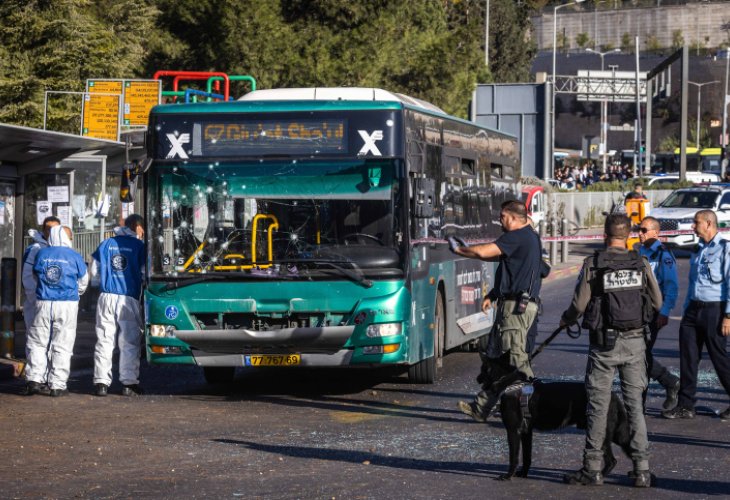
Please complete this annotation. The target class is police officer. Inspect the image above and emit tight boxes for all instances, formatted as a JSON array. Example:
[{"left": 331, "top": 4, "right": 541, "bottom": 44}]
[
  {"left": 21, "top": 217, "right": 61, "bottom": 393},
  {"left": 662, "top": 210, "right": 730, "bottom": 420},
  {"left": 449, "top": 200, "right": 543, "bottom": 422},
  {"left": 91, "top": 214, "right": 145, "bottom": 397},
  {"left": 560, "top": 214, "right": 662, "bottom": 487},
  {"left": 25, "top": 226, "right": 88, "bottom": 397},
  {"left": 636, "top": 216, "right": 680, "bottom": 409}
]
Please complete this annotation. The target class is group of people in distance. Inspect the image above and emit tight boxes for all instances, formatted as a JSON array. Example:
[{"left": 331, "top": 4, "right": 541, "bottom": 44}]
[
  {"left": 21, "top": 215, "right": 145, "bottom": 397},
  {"left": 449, "top": 199, "right": 730, "bottom": 488}
]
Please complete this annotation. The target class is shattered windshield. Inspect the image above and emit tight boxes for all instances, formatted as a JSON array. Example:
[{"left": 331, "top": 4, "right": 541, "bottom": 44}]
[{"left": 147, "top": 159, "right": 404, "bottom": 280}]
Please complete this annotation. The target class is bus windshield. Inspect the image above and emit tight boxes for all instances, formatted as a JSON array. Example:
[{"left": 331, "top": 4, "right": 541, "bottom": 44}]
[{"left": 148, "top": 159, "right": 404, "bottom": 279}]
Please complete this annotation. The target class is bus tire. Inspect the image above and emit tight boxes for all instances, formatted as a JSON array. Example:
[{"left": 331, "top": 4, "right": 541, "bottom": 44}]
[
  {"left": 203, "top": 366, "right": 236, "bottom": 384},
  {"left": 408, "top": 290, "right": 444, "bottom": 384}
]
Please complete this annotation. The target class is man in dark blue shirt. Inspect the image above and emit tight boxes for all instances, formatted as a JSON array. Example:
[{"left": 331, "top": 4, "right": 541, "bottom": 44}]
[{"left": 449, "top": 200, "right": 543, "bottom": 421}]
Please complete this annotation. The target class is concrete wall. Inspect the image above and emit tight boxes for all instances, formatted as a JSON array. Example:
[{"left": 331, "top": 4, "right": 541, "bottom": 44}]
[
  {"left": 533, "top": 2, "right": 730, "bottom": 52},
  {"left": 549, "top": 189, "right": 673, "bottom": 228}
]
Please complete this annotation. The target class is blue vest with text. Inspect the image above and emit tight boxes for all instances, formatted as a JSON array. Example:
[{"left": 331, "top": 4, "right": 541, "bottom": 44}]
[
  {"left": 93, "top": 235, "right": 145, "bottom": 298},
  {"left": 34, "top": 247, "right": 87, "bottom": 301}
]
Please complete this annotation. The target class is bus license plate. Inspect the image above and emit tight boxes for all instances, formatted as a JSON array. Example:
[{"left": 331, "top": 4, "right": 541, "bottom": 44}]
[{"left": 244, "top": 354, "right": 301, "bottom": 366}]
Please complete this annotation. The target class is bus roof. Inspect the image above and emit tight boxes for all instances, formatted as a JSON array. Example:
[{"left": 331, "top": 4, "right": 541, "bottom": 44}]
[{"left": 149, "top": 87, "right": 517, "bottom": 140}]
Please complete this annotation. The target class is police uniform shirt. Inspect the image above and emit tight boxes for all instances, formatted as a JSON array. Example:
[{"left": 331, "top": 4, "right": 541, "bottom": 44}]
[
  {"left": 684, "top": 233, "right": 730, "bottom": 314},
  {"left": 638, "top": 240, "right": 678, "bottom": 317},
  {"left": 92, "top": 235, "right": 145, "bottom": 298},
  {"left": 492, "top": 225, "right": 542, "bottom": 299},
  {"left": 33, "top": 246, "right": 87, "bottom": 301}
]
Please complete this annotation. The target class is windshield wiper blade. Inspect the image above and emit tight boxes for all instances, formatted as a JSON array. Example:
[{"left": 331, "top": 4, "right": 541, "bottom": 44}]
[
  {"left": 270, "top": 258, "right": 373, "bottom": 288},
  {"left": 159, "top": 274, "right": 227, "bottom": 292}
]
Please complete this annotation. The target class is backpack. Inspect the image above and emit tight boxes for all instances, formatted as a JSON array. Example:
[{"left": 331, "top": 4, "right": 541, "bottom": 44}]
[{"left": 582, "top": 250, "right": 653, "bottom": 332}]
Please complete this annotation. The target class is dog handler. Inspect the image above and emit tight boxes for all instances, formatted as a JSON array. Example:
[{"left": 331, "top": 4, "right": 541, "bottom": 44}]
[
  {"left": 560, "top": 214, "right": 661, "bottom": 487},
  {"left": 91, "top": 214, "right": 146, "bottom": 397},
  {"left": 449, "top": 200, "right": 543, "bottom": 421}
]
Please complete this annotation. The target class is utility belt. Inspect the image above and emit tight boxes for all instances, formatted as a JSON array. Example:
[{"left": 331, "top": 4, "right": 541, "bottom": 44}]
[
  {"left": 589, "top": 326, "right": 645, "bottom": 350},
  {"left": 500, "top": 294, "right": 540, "bottom": 315},
  {"left": 688, "top": 300, "right": 725, "bottom": 309}
]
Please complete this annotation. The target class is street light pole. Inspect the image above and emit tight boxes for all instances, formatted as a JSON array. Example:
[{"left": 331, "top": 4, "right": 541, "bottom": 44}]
[
  {"left": 688, "top": 80, "right": 720, "bottom": 149},
  {"left": 586, "top": 47, "right": 620, "bottom": 173},
  {"left": 551, "top": 0, "right": 585, "bottom": 180},
  {"left": 722, "top": 52, "right": 729, "bottom": 165}
]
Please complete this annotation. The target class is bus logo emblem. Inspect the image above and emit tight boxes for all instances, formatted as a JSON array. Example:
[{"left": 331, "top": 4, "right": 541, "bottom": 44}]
[
  {"left": 358, "top": 130, "right": 383, "bottom": 156},
  {"left": 166, "top": 133, "right": 190, "bottom": 159}
]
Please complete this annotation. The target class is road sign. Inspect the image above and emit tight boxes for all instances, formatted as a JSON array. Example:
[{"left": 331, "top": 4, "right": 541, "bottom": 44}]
[
  {"left": 123, "top": 80, "right": 161, "bottom": 128},
  {"left": 576, "top": 70, "right": 648, "bottom": 103},
  {"left": 82, "top": 80, "right": 123, "bottom": 140},
  {"left": 82, "top": 79, "right": 161, "bottom": 140}
]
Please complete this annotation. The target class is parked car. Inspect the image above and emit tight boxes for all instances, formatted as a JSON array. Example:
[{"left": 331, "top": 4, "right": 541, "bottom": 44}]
[
  {"left": 652, "top": 185, "right": 730, "bottom": 248},
  {"left": 645, "top": 172, "right": 720, "bottom": 187}
]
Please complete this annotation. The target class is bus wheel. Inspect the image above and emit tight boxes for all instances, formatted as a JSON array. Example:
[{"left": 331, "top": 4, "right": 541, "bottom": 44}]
[
  {"left": 203, "top": 366, "right": 236, "bottom": 384},
  {"left": 408, "top": 290, "right": 445, "bottom": 384}
]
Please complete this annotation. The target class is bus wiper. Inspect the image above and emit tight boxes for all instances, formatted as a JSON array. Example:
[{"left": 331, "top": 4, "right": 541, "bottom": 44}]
[
  {"left": 159, "top": 269, "right": 297, "bottom": 292},
  {"left": 273, "top": 258, "right": 373, "bottom": 288},
  {"left": 160, "top": 274, "right": 227, "bottom": 292}
]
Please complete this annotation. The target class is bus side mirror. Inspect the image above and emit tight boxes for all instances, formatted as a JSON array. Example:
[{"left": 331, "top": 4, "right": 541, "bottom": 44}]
[
  {"left": 120, "top": 161, "right": 140, "bottom": 202},
  {"left": 412, "top": 177, "right": 435, "bottom": 218}
]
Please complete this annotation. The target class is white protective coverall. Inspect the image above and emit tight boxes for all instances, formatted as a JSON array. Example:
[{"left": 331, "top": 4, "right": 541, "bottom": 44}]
[
  {"left": 21, "top": 229, "right": 48, "bottom": 333},
  {"left": 91, "top": 226, "right": 145, "bottom": 387},
  {"left": 25, "top": 226, "right": 89, "bottom": 391}
]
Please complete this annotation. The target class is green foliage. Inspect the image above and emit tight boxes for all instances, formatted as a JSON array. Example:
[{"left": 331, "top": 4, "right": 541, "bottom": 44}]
[
  {"left": 0, "top": 0, "right": 159, "bottom": 132},
  {"left": 0, "top": 0, "right": 542, "bottom": 126},
  {"left": 671, "top": 29, "right": 684, "bottom": 50},
  {"left": 621, "top": 32, "right": 633, "bottom": 53},
  {"left": 575, "top": 32, "right": 591, "bottom": 49},
  {"left": 645, "top": 34, "right": 660, "bottom": 52}
]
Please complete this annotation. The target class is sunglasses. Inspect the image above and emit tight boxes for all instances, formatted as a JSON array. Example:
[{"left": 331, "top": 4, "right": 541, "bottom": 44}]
[{"left": 638, "top": 227, "right": 652, "bottom": 233}]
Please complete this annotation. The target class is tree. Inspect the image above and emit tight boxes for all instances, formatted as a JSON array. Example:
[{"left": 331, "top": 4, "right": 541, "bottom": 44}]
[
  {"left": 0, "top": 0, "right": 159, "bottom": 132},
  {"left": 575, "top": 32, "right": 591, "bottom": 49},
  {"left": 671, "top": 29, "right": 684, "bottom": 50}
]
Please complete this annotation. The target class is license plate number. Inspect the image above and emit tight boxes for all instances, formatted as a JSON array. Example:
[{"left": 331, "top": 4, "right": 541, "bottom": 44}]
[{"left": 244, "top": 354, "right": 301, "bottom": 366}]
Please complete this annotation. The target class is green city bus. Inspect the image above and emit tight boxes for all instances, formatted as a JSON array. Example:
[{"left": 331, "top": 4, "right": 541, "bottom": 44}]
[{"left": 143, "top": 87, "right": 520, "bottom": 384}]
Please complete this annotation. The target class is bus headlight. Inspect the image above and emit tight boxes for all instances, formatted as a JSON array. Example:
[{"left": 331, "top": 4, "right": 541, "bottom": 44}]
[
  {"left": 366, "top": 323, "right": 402, "bottom": 338},
  {"left": 150, "top": 324, "right": 177, "bottom": 337}
]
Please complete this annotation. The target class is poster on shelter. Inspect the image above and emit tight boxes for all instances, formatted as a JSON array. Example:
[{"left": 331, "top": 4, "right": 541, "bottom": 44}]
[
  {"left": 36, "top": 201, "right": 52, "bottom": 225},
  {"left": 47, "top": 186, "right": 69, "bottom": 203},
  {"left": 57, "top": 205, "right": 72, "bottom": 227}
]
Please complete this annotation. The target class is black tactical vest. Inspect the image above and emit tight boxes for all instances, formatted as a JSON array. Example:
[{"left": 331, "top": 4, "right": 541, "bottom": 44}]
[{"left": 582, "top": 250, "right": 653, "bottom": 332}]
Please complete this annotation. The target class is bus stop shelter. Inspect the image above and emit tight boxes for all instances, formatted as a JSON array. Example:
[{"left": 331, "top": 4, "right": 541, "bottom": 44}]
[{"left": 0, "top": 122, "right": 140, "bottom": 307}]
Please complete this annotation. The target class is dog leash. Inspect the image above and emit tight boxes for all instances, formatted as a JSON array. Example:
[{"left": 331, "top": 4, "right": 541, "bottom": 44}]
[{"left": 531, "top": 324, "right": 580, "bottom": 360}]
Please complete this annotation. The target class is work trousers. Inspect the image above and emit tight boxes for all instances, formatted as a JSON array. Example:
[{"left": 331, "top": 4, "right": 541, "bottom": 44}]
[
  {"left": 677, "top": 301, "right": 730, "bottom": 409},
  {"left": 646, "top": 320, "right": 678, "bottom": 387},
  {"left": 93, "top": 292, "right": 143, "bottom": 386},
  {"left": 584, "top": 334, "right": 649, "bottom": 472},
  {"left": 25, "top": 300, "right": 79, "bottom": 391}
]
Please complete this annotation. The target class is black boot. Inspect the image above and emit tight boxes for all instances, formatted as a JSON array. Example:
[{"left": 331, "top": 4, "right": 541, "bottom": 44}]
[
  {"left": 23, "top": 381, "right": 41, "bottom": 396},
  {"left": 662, "top": 377, "right": 680, "bottom": 410},
  {"left": 629, "top": 470, "right": 652, "bottom": 488},
  {"left": 563, "top": 468, "right": 603, "bottom": 486},
  {"left": 94, "top": 383, "right": 108, "bottom": 397}
]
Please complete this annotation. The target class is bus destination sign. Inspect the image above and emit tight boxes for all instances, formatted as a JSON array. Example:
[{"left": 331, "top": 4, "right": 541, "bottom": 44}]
[{"left": 193, "top": 119, "right": 347, "bottom": 156}]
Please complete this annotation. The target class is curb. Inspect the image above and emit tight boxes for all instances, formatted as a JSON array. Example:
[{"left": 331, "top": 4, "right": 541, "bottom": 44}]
[{"left": 543, "top": 263, "right": 583, "bottom": 284}]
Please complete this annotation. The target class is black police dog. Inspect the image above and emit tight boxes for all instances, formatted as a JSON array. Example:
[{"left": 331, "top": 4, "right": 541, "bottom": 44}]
[{"left": 497, "top": 380, "right": 632, "bottom": 481}]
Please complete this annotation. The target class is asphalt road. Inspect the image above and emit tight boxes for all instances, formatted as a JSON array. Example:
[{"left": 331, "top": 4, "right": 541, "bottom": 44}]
[{"left": 1, "top": 253, "right": 729, "bottom": 499}]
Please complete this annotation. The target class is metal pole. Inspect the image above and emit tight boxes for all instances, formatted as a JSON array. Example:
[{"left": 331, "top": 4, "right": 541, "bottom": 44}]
[
  {"left": 645, "top": 78, "right": 653, "bottom": 172},
  {"left": 723, "top": 52, "right": 729, "bottom": 160},
  {"left": 635, "top": 36, "right": 642, "bottom": 176},
  {"left": 680, "top": 45, "right": 689, "bottom": 180},
  {"left": 696, "top": 85, "right": 701, "bottom": 149},
  {"left": 485, "top": 0, "right": 490, "bottom": 67}
]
